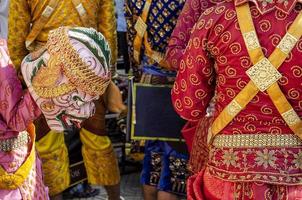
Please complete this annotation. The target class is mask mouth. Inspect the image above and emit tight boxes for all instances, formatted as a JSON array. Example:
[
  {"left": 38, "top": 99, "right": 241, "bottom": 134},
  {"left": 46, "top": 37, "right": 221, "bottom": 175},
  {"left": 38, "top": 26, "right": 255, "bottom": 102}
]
[{"left": 57, "top": 112, "right": 86, "bottom": 130}]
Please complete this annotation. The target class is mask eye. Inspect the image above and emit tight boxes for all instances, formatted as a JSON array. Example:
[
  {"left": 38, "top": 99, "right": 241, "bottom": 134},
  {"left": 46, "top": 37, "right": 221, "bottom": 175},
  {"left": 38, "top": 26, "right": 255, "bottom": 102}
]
[{"left": 72, "top": 95, "right": 85, "bottom": 107}]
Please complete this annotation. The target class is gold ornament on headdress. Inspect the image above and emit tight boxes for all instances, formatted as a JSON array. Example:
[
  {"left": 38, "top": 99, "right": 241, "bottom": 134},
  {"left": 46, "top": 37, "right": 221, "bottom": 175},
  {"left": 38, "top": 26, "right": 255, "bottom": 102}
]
[
  {"left": 33, "top": 27, "right": 110, "bottom": 98},
  {"left": 32, "top": 54, "right": 76, "bottom": 98}
]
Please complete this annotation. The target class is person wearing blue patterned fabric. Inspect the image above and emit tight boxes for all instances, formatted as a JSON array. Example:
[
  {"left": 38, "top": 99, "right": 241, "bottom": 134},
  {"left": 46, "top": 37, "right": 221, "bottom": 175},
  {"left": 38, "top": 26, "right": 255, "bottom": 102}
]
[{"left": 124, "top": 0, "right": 189, "bottom": 199}]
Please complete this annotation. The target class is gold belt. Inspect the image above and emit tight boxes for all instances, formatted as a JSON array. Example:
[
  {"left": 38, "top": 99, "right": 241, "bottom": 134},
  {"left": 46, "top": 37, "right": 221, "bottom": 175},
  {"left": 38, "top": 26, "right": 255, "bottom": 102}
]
[
  {"left": 212, "top": 134, "right": 302, "bottom": 148},
  {"left": 0, "top": 124, "right": 36, "bottom": 190},
  {"left": 0, "top": 131, "right": 29, "bottom": 152}
]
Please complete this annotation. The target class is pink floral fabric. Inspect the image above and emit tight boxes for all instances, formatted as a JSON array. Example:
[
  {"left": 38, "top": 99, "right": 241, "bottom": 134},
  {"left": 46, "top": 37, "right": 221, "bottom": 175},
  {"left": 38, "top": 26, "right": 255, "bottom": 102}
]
[{"left": 0, "top": 39, "right": 48, "bottom": 199}]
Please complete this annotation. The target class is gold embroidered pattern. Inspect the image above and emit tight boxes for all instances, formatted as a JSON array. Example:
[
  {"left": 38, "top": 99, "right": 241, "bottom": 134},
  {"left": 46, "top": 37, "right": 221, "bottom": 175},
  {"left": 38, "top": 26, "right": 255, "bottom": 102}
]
[
  {"left": 207, "top": 146, "right": 302, "bottom": 185},
  {"left": 33, "top": 84, "right": 76, "bottom": 99},
  {"left": 277, "top": 33, "right": 298, "bottom": 54},
  {"left": 144, "top": 1, "right": 151, "bottom": 13},
  {"left": 226, "top": 100, "right": 242, "bottom": 116},
  {"left": 151, "top": 51, "right": 164, "bottom": 63},
  {"left": 47, "top": 27, "right": 110, "bottom": 96},
  {"left": 75, "top": 3, "right": 86, "bottom": 16},
  {"left": 246, "top": 58, "right": 282, "bottom": 92},
  {"left": 134, "top": 17, "right": 147, "bottom": 37},
  {"left": 213, "top": 133, "right": 302, "bottom": 148},
  {"left": 242, "top": 31, "right": 260, "bottom": 50},
  {"left": 133, "top": 49, "right": 140, "bottom": 62},
  {"left": 42, "top": 5, "right": 54, "bottom": 17},
  {"left": 32, "top": 54, "right": 77, "bottom": 98},
  {"left": 0, "top": 131, "right": 29, "bottom": 152},
  {"left": 282, "top": 109, "right": 301, "bottom": 126},
  {"left": 0, "top": 130, "right": 35, "bottom": 190}
]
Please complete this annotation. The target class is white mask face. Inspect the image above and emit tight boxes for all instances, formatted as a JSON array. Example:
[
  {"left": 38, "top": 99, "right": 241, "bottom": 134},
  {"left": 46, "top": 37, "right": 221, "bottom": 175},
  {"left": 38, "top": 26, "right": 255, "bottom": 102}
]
[
  {"left": 22, "top": 39, "right": 103, "bottom": 131},
  {"left": 22, "top": 27, "right": 112, "bottom": 132}
]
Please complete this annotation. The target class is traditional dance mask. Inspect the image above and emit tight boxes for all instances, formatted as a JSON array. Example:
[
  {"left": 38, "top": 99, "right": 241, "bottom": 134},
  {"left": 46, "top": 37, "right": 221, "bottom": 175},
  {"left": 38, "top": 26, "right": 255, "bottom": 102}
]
[{"left": 22, "top": 27, "right": 111, "bottom": 131}]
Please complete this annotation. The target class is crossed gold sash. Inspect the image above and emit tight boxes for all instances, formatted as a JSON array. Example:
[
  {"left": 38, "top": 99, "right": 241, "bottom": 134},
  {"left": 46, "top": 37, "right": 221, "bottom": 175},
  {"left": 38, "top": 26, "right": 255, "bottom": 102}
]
[
  {"left": 26, "top": 0, "right": 95, "bottom": 50},
  {"left": 132, "top": 0, "right": 169, "bottom": 68},
  {"left": 0, "top": 124, "right": 36, "bottom": 190},
  {"left": 209, "top": 3, "right": 302, "bottom": 142}
]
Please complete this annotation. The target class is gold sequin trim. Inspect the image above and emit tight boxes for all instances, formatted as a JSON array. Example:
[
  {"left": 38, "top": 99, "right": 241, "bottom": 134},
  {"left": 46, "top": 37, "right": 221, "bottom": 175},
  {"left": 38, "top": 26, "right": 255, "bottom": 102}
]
[
  {"left": 150, "top": 51, "right": 164, "bottom": 63},
  {"left": 134, "top": 49, "right": 140, "bottom": 62},
  {"left": 277, "top": 33, "right": 298, "bottom": 54},
  {"left": 47, "top": 27, "right": 110, "bottom": 96},
  {"left": 226, "top": 100, "right": 242, "bottom": 116},
  {"left": 243, "top": 31, "right": 260, "bottom": 50},
  {"left": 134, "top": 17, "right": 147, "bottom": 38},
  {"left": 42, "top": 5, "right": 54, "bottom": 18},
  {"left": 246, "top": 58, "right": 282, "bottom": 92},
  {"left": 33, "top": 84, "right": 76, "bottom": 99},
  {"left": 0, "top": 131, "right": 29, "bottom": 152},
  {"left": 282, "top": 109, "right": 301, "bottom": 126},
  {"left": 213, "top": 133, "right": 302, "bottom": 148},
  {"left": 75, "top": 3, "right": 86, "bottom": 16}
]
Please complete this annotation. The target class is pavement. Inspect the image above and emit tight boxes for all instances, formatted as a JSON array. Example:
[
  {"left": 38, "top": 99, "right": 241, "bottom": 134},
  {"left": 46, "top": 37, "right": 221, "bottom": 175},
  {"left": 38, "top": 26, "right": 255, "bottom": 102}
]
[{"left": 66, "top": 172, "right": 143, "bottom": 200}]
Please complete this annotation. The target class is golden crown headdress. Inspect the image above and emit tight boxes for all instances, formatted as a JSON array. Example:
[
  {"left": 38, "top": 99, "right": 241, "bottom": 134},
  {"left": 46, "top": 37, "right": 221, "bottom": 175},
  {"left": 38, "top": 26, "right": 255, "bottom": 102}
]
[{"left": 32, "top": 27, "right": 111, "bottom": 98}]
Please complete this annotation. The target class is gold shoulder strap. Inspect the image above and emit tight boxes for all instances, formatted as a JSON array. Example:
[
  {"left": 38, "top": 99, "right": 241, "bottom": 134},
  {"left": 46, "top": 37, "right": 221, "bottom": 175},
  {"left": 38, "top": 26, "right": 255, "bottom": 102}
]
[
  {"left": 71, "top": 0, "right": 97, "bottom": 29},
  {"left": 210, "top": 3, "right": 302, "bottom": 141},
  {"left": 132, "top": 0, "right": 169, "bottom": 68},
  {"left": 133, "top": 0, "right": 152, "bottom": 63},
  {"left": 25, "top": 0, "right": 59, "bottom": 50}
]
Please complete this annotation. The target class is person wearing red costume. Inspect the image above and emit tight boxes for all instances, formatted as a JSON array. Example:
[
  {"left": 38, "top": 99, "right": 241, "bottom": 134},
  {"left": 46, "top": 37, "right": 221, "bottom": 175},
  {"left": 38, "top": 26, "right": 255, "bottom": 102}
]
[
  {"left": 171, "top": 0, "right": 302, "bottom": 199},
  {"left": 166, "top": 0, "right": 224, "bottom": 173}
]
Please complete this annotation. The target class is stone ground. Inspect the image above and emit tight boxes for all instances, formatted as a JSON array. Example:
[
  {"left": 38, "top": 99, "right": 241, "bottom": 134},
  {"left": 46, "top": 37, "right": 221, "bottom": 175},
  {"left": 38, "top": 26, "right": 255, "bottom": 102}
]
[{"left": 66, "top": 172, "right": 143, "bottom": 200}]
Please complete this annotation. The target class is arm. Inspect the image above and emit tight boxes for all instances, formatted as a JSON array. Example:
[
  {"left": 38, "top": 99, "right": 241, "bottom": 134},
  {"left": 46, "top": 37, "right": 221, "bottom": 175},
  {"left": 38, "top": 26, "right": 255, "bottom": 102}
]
[
  {"left": 0, "top": 40, "right": 41, "bottom": 132},
  {"left": 171, "top": 22, "right": 215, "bottom": 121},
  {"left": 124, "top": 0, "right": 142, "bottom": 80},
  {"left": 7, "top": 0, "right": 31, "bottom": 72},
  {"left": 166, "top": 0, "right": 218, "bottom": 70},
  {"left": 98, "top": 0, "right": 118, "bottom": 76}
]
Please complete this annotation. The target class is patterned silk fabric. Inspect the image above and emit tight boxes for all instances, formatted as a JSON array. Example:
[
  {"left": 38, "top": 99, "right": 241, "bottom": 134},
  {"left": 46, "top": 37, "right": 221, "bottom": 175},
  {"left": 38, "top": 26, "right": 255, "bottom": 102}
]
[
  {"left": 0, "top": 41, "right": 48, "bottom": 199},
  {"left": 172, "top": 1, "right": 302, "bottom": 185},
  {"left": 125, "top": 0, "right": 185, "bottom": 77},
  {"left": 8, "top": 0, "right": 117, "bottom": 71},
  {"left": 166, "top": 0, "right": 225, "bottom": 70},
  {"left": 236, "top": 0, "right": 302, "bottom": 14}
]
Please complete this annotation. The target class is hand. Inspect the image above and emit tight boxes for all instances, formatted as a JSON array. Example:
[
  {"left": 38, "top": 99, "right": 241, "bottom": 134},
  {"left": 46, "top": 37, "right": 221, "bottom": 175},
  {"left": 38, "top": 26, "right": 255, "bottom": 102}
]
[
  {"left": 0, "top": 39, "right": 12, "bottom": 68},
  {"left": 103, "top": 81, "right": 127, "bottom": 113}
]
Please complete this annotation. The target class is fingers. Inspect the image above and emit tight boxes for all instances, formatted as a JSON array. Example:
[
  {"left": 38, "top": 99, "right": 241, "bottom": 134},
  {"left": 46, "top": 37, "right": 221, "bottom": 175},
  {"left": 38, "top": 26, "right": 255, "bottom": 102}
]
[{"left": 0, "top": 39, "right": 12, "bottom": 68}]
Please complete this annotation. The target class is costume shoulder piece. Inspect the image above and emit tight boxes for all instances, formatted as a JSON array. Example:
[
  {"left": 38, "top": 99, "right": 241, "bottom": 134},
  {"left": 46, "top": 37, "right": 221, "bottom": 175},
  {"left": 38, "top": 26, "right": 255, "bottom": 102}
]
[{"left": 125, "top": 0, "right": 186, "bottom": 71}]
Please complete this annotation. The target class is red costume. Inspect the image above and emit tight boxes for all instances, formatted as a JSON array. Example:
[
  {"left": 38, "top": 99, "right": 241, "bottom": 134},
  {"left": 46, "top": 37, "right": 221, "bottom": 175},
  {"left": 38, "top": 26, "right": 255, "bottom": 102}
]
[
  {"left": 166, "top": 0, "right": 223, "bottom": 171},
  {"left": 171, "top": 1, "right": 302, "bottom": 199}
]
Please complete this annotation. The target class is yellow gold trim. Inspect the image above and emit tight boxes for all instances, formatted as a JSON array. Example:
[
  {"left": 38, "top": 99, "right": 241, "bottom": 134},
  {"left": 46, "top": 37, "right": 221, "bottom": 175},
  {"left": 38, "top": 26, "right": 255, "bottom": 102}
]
[
  {"left": 213, "top": 133, "right": 302, "bottom": 148},
  {"left": 42, "top": 6, "right": 54, "bottom": 18},
  {"left": 144, "top": 1, "right": 151, "bottom": 12},
  {"left": 246, "top": 58, "right": 282, "bottom": 92},
  {"left": 150, "top": 51, "right": 164, "bottom": 63},
  {"left": 33, "top": 84, "right": 76, "bottom": 99},
  {"left": 25, "top": 0, "right": 59, "bottom": 49},
  {"left": 210, "top": 4, "right": 302, "bottom": 140},
  {"left": 134, "top": 17, "right": 147, "bottom": 38},
  {"left": 75, "top": 3, "right": 86, "bottom": 16},
  {"left": 226, "top": 100, "right": 242, "bottom": 116},
  {"left": 282, "top": 109, "right": 301, "bottom": 126},
  {"left": 243, "top": 31, "right": 260, "bottom": 50},
  {"left": 0, "top": 125, "right": 35, "bottom": 190},
  {"left": 132, "top": 0, "right": 152, "bottom": 64},
  {"left": 133, "top": 50, "right": 140, "bottom": 63},
  {"left": 277, "top": 33, "right": 298, "bottom": 54},
  {"left": 47, "top": 27, "right": 110, "bottom": 96}
]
